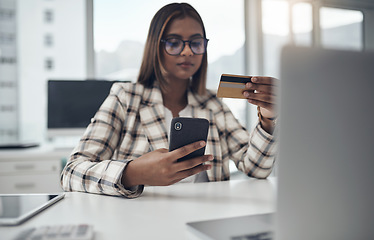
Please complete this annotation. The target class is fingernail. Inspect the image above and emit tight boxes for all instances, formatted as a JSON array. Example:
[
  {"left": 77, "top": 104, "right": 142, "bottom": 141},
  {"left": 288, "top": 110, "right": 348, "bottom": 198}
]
[
  {"left": 208, "top": 155, "right": 214, "bottom": 161},
  {"left": 252, "top": 77, "right": 258, "bottom": 82},
  {"left": 243, "top": 92, "right": 249, "bottom": 97},
  {"left": 206, "top": 165, "right": 212, "bottom": 170},
  {"left": 200, "top": 141, "right": 206, "bottom": 147},
  {"left": 246, "top": 83, "right": 252, "bottom": 88}
]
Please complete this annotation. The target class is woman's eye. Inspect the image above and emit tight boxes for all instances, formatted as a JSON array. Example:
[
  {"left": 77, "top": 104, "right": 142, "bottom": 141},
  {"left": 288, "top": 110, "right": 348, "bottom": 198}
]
[
  {"left": 191, "top": 41, "right": 202, "bottom": 48},
  {"left": 167, "top": 39, "right": 181, "bottom": 47}
]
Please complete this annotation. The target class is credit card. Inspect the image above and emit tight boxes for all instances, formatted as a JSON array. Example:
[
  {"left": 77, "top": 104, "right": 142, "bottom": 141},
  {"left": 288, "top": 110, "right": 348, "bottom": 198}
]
[{"left": 216, "top": 74, "right": 252, "bottom": 99}]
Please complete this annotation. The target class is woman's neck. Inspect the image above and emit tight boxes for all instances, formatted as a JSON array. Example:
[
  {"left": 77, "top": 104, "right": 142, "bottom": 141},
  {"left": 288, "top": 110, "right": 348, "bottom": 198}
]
[{"left": 162, "top": 78, "right": 189, "bottom": 117}]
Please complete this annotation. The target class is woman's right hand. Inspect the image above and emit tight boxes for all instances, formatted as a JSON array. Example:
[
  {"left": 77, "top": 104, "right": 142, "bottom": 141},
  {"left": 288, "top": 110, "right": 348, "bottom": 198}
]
[{"left": 121, "top": 141, "right": 213, "bottom": 188}]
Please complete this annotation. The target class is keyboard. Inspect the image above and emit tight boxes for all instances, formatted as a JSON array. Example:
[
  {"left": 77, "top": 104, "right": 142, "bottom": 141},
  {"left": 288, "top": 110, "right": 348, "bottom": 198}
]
[{"left": 14, "top": 224, "right": 94, "bottom": 240}]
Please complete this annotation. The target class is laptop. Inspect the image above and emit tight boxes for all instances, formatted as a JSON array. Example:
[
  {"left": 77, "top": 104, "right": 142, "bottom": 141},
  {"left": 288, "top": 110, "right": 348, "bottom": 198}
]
[
  {"left": 187, "top": 46, "right": 374, "bottom": 240},
  {"left": 187, "top": 213, "right": 273, "bottom": 240}
]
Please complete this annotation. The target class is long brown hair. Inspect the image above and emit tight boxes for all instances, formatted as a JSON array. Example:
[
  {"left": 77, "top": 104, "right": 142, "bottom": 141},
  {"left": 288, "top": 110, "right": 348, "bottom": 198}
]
[{"left": 137, "top": 3, "right": 208, "bottom": 95}]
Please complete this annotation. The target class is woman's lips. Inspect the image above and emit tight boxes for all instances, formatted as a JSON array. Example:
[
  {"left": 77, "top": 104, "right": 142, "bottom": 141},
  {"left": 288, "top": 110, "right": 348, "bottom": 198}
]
[{"left": 177, "top": 62, "right": 193, "bottom": 68}]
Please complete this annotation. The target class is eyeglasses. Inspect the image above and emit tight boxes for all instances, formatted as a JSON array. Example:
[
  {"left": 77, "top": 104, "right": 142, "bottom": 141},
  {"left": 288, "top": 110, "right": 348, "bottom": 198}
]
[{"left": 161, "top": 37, "right": 209, "bottom": 56}]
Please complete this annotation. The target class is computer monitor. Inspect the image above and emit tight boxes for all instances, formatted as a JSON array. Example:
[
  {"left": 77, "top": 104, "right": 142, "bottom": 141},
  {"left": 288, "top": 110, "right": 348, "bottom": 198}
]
[{"left": 47, "top": 80, "right": 128, "bottom": 138}]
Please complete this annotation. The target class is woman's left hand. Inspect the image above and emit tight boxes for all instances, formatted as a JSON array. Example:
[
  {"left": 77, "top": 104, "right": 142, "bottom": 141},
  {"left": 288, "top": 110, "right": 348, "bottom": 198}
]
[{"left": 242, "top": 76, "right": 278, "bottom": 119}]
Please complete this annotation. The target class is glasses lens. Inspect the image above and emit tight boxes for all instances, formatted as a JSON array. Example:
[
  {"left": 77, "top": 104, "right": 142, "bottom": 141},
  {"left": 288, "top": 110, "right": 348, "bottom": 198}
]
[
  {"left": 164, "top": 39, "right": 183, "bottom": 55},
  {"left": 190, "top": 38, "right": 206, "bottom": 54}
]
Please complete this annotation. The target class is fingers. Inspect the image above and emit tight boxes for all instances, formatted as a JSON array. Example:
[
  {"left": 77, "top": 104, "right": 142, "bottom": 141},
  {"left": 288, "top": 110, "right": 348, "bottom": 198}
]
[
  {"left": 244, "top": 77, "right": 277, "bottom": 95},
  {"left": 169, "top": 140, "right": 206, "bottom": 160},
  {"left": 173, "top": 162, "right": 212, "bottom": 183},
  {"left": 242, "top": 76, "right": 278, "bottom": 110},
  {"left": 251, "top": 76, "right": 277, "bottom": 86},
  {"left": 134, "top": 143, "right": 213, "bottom": 187},
  {"left": 172, "top": 153, "right": 213, "bottom": 182},
  {"left": 166, "top": 154, "right": 212, "bottom": 185},
  {"left": 246, "top": 98, "right": 273, "bottom": 110},
  {"left": 243, "top": 91, "right": 275, "bottom": 107},
  {"left": 243, "top": 91, "right": 275, "bottom": 103},
  {"left": 169, "top": 141, "right": 213, "bottom": 172},
  {"left": 163, "top": 142, "right": 213, "bottom": 184},
  {"left": 176, "top": 154, "right": 213, "bottom": 171}
]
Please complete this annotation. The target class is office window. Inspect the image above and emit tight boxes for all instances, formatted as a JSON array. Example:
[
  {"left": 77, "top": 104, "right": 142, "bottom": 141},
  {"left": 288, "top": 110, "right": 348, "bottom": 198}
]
[
  {"left": 45, "top": 58, "right": 54, "bottom": 70},
  {"left": 292, "top": 2, "right": 312, "bottom": 46},
  {"left": 262, "top": 1, "right": 365, "bottom": 76},
  {"left": 0, "top": 33, "right": 15, "bottom": 44},
  {"left": 44, "top": 9, "right": 53, "bottom": 23},
  {"left": 94, "top": 0, "right": 246, "bottom": 125},
  {"left": 0, "top": 104, "right": 15, "bottom": 112},
  {"left": 262, "top": 0, "right": 289, "bottom": 78},
  {"left": 0, "top": 8, "right": 15, "bottom": 20},
  {"left": 0, "top": 129, "right": 17, "bottom": 137},
  {"left": 320, "top": 7, "right": 363, "bottom": 51},
  {"left": 44, "top": 34, "right": 53, "bottom": 47},
  {"left": 0, "top": 56, "right": 16, "bottom": 64},
  {"left": 0, "top": 81, "right": 16, "bottom": 88}
]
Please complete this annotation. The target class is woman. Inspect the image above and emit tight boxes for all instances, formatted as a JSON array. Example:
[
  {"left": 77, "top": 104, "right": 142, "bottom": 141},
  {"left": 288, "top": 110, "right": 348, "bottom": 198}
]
[{"left": 61, "top": 3, "right": 277, "bottom": 198}]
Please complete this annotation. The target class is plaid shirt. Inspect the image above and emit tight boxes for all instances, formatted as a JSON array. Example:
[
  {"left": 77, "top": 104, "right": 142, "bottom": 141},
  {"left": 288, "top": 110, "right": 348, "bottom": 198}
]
[{"left": 61, "top": 82, "right": 277, "bottom": 198}]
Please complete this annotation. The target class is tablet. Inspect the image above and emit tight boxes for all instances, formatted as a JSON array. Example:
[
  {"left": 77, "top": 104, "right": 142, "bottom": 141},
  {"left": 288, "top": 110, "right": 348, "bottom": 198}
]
[{"left": 0, "top": 193, "right": 65, "bottom": 226}]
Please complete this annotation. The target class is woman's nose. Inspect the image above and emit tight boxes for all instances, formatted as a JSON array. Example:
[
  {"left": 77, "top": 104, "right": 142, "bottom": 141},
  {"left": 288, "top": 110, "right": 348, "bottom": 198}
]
[{"left": 180, "top": 43, "right": 194, "bottom": 56}]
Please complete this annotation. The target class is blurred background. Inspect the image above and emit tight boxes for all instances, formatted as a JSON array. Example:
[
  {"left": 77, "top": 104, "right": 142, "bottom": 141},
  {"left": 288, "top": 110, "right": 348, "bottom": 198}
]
[
  {"left": 0, "top": 0, "right": 372, "bottom": 145},
  {"left": 1, "top": 0, "right": 373, "bottom": 194}
]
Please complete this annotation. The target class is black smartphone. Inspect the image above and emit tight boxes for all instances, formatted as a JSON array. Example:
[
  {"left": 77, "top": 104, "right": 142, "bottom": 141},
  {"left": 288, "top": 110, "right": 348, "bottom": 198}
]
[{"left": 169, "top": 117, "right": 209, "bottom": 162}]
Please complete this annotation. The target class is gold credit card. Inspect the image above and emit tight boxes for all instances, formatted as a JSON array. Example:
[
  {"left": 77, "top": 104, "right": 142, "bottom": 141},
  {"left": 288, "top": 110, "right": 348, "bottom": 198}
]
[{"left": 216, "top": 74, "right": 252, "bottom": 99}]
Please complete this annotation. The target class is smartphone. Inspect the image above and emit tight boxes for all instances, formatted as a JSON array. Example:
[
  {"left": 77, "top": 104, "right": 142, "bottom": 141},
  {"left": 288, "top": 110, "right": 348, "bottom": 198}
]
[{"left": 169, "top": 117, "right": 209, "bottom": 162}]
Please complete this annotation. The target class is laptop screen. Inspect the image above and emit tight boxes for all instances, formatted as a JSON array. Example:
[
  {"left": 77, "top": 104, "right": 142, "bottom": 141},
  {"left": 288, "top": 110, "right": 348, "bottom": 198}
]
[{"left": 277, "top": 46, "right": 374, "bottom": 240}]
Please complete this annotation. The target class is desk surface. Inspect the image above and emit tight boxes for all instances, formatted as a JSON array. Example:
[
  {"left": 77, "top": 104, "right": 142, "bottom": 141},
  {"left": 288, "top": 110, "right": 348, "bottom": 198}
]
[
  {"left": 0, "top": 144, "right": 72, "bottom": 159},
  {"left": 0, "top": 178, "right": 276, "bottom": 240}
]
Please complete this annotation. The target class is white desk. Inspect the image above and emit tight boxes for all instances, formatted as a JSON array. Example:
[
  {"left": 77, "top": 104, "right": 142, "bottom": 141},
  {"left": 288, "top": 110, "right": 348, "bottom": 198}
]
[{"left": 0, "top": 178, "right": 276, "bottom": 240}]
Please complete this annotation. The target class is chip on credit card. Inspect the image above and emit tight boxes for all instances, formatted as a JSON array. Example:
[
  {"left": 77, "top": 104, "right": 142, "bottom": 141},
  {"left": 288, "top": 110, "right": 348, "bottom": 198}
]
[{"left": 216, "top": 74, "right": 252, "bottom": 99}]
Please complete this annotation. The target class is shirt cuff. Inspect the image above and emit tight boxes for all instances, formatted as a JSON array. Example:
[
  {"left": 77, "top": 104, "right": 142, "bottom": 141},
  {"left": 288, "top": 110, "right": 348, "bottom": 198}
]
[
  {"left": 256, "top": 119, "right": 277, "bottom": 140},
  {"left": 116, "top": 159, "right": 144, "bottom": 198}
]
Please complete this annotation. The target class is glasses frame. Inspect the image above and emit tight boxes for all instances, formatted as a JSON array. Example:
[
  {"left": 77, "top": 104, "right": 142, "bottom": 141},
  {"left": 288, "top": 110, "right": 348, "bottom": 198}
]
[{"left": 161, "top": 37, "right": 209, "bottom": 56}]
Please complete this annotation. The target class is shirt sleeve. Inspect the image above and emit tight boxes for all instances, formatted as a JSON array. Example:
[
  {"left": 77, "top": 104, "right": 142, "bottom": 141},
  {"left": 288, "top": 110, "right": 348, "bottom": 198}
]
[
  {"left": 60, "top": 87, "right": 144, "bottom": 198},
  {"left": 222, "top": 103, "right": 277, "bottom": 179}
]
